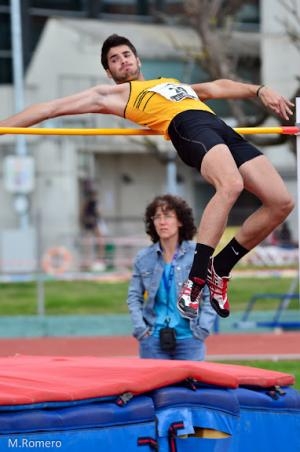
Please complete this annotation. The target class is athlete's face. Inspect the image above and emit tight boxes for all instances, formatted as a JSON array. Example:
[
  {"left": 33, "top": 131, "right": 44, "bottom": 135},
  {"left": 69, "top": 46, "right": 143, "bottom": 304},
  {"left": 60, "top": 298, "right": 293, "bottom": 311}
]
[{"left": 105, "top": 45, "right": 142, "bottom": 84}]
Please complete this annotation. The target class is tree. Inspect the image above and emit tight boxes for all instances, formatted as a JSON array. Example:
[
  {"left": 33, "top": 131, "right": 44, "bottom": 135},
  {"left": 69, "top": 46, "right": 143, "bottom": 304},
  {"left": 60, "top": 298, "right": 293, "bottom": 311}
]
[{"left": 155, "top": 0, "right": 299, "bottom": 150}]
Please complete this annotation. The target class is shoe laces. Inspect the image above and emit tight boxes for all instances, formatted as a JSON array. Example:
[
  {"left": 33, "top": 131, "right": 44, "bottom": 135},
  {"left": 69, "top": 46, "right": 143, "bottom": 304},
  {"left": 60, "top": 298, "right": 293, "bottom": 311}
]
[
  {"left": 190, "top": 278, "right": 204, "bottom": 301},
  {"left": 208, "top": 266, "right": 230, "bottom": 298},
  {"left": 181, "top": 279, "right": 202, "bottom": 302},
  {"left": 215, "top": 276, "right": 228, "bottom": 298},
  {"left": 182, "top": 279, "right": 193, "bottom": 295}
]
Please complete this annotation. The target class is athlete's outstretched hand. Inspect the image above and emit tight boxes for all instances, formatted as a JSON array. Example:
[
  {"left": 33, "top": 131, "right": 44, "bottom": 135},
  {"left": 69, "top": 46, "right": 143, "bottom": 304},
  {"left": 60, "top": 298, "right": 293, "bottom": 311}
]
[{"left": 258, "top": 86, "right": 294, "bottom": 121}]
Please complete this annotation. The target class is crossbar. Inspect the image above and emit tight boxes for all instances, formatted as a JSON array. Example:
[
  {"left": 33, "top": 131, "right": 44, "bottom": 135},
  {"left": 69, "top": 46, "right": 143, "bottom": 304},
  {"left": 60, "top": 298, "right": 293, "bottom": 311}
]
[{"left": 0, "top": 126, "right": 299, "bottom": 136}]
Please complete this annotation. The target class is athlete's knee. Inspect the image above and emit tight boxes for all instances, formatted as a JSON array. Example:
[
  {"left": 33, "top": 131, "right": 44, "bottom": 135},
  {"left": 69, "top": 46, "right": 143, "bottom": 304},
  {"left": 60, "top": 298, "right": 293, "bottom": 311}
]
[
  {"left": 217, "top": 175, "right": 244, "bottom": 205},
  {"left": 272, "top": 193, "right": 294, "bottom": 220},
  {"left": 280, "top": 194, "right": 294, "bottom": 217}
]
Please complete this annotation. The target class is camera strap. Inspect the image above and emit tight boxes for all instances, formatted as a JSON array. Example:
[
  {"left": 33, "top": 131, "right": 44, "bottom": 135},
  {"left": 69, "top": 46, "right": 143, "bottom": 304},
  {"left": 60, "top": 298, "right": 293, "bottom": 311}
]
[{"left": 161, "top": 249, "right": 178, "bottom": 326}]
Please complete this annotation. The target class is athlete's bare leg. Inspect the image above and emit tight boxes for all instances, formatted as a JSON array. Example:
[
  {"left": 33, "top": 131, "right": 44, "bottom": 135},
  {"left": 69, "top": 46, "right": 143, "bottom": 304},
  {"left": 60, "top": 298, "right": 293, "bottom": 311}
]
[
  {"left": 196, "top": 148, "right": 294, "bottom": 251},
  {"left": 177, "top": 146, "right": 294, "bottom": 320},
  {"left": 177, "top": 143, "right": 243, "bottom": 319},
  {"left": 235, "top": 155, "right": 294, "bottom": 249},
  {"left": 196, "top": 143, "right": 244, "bottom": 247}
]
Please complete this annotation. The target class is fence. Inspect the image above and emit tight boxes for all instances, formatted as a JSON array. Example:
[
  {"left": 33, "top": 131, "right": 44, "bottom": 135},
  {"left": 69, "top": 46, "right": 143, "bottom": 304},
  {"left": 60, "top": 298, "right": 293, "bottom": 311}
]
[{"left": 0, "top": 118, "right": 299, "bottom": 318}]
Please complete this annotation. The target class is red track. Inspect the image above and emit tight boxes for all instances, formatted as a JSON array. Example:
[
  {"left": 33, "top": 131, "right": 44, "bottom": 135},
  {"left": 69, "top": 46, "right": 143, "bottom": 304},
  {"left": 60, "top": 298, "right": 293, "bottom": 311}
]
[{"left": 0, "top": 331, "right": 299, "bottom": 361}]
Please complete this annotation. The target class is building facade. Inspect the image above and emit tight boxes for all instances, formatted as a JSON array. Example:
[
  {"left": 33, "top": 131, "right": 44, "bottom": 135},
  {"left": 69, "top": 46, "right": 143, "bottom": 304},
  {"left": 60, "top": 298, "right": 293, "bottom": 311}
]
[{"left": 0, "top": 0, "right": 299, "bottom": 273}]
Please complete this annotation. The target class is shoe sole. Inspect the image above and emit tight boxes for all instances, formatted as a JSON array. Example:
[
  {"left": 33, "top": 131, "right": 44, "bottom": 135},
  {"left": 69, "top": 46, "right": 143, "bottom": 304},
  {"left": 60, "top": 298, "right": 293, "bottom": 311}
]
[
  {"left": 177, "top": 300, "right": 198, "bottom": 320},
  {"left": 210, "top": 299, "right": 230, "bottom": 318}
]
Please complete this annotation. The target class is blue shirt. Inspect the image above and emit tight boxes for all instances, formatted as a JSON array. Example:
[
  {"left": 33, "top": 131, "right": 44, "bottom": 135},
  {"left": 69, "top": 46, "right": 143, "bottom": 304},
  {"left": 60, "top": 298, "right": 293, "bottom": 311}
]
[{"left": 154, "top": 262, "right": 193, "bottom": 339}]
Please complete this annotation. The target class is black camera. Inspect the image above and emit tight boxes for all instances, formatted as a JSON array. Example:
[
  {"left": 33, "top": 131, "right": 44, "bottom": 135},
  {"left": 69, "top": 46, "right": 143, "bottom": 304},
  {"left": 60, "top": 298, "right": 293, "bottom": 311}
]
[{"left": 159, "top": 327, "right": 176, "bottom": 352}]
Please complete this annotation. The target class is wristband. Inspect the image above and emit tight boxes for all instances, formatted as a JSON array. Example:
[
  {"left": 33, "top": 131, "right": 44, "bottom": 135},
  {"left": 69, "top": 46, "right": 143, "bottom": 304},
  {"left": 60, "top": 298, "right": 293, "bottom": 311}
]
[{"left": 256, "top": 85, "right": 265, "bottom": 97}]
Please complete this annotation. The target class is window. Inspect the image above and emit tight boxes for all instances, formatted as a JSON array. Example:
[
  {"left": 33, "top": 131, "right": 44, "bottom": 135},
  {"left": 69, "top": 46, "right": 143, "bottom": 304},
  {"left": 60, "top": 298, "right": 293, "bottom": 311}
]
[
  {"left": 0, "top": 12, "right": 10, "bottom": 50},
  {"left": 234, "top": 1, "right": 260, "bottom": 31},
  {"left": 0, "top": 56, "right": 12, "bottom": 83},
  {"left": 29, "top": 0, "right": 82, "bottom": 10}
]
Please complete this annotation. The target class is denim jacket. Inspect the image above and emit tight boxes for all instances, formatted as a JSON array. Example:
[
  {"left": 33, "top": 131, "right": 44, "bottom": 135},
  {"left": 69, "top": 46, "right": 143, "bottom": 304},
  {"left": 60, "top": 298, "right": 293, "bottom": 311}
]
[{"left": 127, "top": 240, "right": 217, "bottom": 341}]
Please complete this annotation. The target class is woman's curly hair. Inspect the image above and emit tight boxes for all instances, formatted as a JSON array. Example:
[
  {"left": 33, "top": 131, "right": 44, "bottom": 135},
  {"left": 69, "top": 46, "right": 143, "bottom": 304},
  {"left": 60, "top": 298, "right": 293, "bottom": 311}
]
[{"left": 145, "top": 194, "right": 197, "bottom": 244}]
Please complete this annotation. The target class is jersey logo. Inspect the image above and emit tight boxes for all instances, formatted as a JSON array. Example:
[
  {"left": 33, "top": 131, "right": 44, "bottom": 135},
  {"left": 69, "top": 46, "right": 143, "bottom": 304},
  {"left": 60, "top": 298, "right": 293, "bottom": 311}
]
[{"left": 148, "top": 82, "right": 198, "bottom": 102}]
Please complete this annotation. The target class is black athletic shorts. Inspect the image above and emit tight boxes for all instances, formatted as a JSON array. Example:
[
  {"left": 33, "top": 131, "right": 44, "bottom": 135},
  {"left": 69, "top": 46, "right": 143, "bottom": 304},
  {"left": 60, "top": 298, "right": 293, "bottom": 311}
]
[{"left": 168, "top": 110, "right": 262, "bottom": 170}]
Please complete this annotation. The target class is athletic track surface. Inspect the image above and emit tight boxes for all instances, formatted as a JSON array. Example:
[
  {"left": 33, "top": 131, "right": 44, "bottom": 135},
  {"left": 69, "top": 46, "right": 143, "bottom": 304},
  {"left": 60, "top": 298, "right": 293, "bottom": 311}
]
[{"left": 0, "top": 331, "right": 299, "bottom": 361}]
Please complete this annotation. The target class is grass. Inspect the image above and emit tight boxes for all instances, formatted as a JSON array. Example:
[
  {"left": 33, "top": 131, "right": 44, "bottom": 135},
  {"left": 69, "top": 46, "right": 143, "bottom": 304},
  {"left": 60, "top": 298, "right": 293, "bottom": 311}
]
[
  {"left": 0, "top": 276, "right": 297, "bottom": 315},
  {"left": 229, "top": 276, "right": 298, "bottom": 312},
  {"left": 220, "top": 360, "right": 300, "bottom": 390},
  {"left": 0, "top": 280, "right": 130, "bottom": 315}
]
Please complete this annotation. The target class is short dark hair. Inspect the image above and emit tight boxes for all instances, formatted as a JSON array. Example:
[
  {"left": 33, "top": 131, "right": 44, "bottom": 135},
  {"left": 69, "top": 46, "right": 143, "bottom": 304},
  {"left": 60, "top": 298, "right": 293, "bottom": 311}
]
[
  {"left": 101, "top": 34, "right": 138, "bottom": 70},
  {"left": 144, "top": 194, "right": 197, "bottom": 244}
]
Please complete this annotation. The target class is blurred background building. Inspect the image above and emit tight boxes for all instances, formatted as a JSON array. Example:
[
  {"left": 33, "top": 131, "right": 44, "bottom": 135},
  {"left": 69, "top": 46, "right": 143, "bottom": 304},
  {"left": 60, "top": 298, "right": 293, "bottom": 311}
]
[{"left": 0, "top": 0, "right": 299, "bottom": 274}]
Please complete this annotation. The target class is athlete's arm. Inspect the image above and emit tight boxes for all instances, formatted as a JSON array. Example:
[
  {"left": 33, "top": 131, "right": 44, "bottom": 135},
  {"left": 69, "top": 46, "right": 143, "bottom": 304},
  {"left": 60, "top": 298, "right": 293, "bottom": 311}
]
[
  {"left": 0, "top": 84, "right": 116, "bottom": 129},
  {"left": 191, "top": 79, "right": 294, "bottom": 120},
  {"left": 192, "top": 79, "right": 259, "bottom": 99}
]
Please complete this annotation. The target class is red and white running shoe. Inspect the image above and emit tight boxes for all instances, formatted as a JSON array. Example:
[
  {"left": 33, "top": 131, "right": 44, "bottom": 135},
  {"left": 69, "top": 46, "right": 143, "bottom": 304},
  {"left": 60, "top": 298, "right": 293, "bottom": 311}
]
[
  {"left": 177, "top": 277, "right": 204, "bottom": 319},
  {"left": 206, "top": 258, "right": 231, "bottom": 318}
]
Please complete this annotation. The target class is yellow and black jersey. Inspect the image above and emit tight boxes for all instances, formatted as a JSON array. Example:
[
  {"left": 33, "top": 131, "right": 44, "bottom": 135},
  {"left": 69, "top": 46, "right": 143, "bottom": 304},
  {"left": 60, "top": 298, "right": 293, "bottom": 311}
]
[{"left": 124, "top": 77, "right": 214, "bottom": 138}]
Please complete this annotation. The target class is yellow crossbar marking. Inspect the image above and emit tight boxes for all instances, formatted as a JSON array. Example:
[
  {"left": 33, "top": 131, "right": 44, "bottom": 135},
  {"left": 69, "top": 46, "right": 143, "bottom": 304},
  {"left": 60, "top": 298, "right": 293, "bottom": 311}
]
[{"left": 0, "top": 126, "right": 299, "bottom": 136}]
